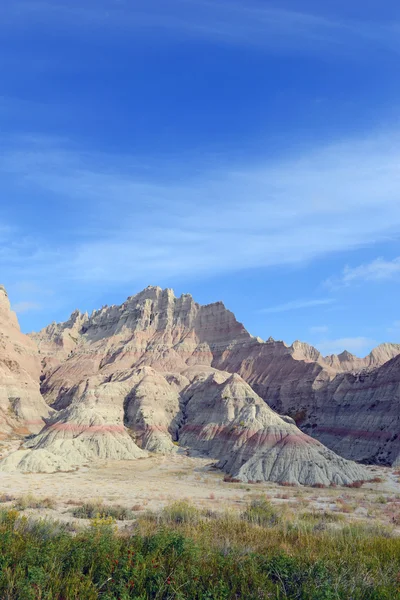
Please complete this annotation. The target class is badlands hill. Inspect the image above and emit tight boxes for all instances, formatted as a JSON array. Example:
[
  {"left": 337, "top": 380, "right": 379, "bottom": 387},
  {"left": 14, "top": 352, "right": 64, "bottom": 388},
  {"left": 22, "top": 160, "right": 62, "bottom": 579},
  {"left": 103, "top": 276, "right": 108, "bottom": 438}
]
[
  {"left": 30, "top": 285, "right": 400, "bottom": 466},
  {"left": 0, "top": 285, "right": 374, "bottom": 485}
]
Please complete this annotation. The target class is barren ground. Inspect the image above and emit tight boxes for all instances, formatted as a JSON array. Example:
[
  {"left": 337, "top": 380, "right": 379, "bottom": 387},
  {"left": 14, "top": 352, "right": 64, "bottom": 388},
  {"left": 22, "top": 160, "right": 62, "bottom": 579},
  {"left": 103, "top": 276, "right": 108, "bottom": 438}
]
[{"left": 0, "top": 447, "right": 399, "bottom": 532}]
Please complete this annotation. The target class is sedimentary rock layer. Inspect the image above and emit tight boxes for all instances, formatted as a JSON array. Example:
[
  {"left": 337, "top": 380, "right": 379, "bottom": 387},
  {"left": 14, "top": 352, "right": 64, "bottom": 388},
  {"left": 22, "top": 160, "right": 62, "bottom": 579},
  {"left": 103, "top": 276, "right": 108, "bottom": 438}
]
[
  {"left": 32, "top": 286, "right": 400, "bottom": 465},
  {"left": 0, "top": 286, "right": 51, "bottom": 439},
  {"left": 1, "top": 359, "right": 369, "bottom": 485}
]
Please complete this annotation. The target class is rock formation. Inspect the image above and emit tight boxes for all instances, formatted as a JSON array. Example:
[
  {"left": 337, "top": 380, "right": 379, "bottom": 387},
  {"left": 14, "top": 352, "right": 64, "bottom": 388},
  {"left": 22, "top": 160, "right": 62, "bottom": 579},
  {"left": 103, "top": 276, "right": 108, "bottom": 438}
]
[
  {"left": 1, "top": 285, "right": 397, "bottom": 479},
  {"left": 309, "top": 354, "right": 400, "bottom": 465},
  {"left": 1, "top": 357, "right": 368, "bottom": 484},
  {"left": 215, "top": 338, "right": 400, "bottom": 465},
  {"left": 178, "top": 368, "right": 367, "bottom": 485},
  {"left": 0, "top": 286, "right": 52, "bottom": 439}
]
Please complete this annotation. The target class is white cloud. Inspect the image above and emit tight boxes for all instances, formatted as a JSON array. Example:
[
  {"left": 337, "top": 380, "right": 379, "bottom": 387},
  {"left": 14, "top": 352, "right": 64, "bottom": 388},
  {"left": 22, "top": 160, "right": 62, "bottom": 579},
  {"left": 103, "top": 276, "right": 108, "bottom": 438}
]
[
  {"left": 310, "top": 325, "right": 329, "bottom": 334},
  {"left": 260, "top": 299, "right": 334, "bottom": 314},
  {"left": 12, "top": 301, "right": 42, "bottom": 314},
  {"left": 327, "top": 257, "right": 400, "bottom": 288},
  {"left": 316, "top": 337, "right": 377, "bottom": 357},
  {"left": 1, "top": 129, "right": 400, "bottom": 290}
]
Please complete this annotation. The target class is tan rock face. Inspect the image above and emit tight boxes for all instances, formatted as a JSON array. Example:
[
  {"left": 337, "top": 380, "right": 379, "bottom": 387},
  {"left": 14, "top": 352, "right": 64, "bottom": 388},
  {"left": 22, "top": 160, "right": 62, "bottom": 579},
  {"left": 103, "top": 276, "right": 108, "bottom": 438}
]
[
  {"left": 33, "top": 286, "right": 252, "bottom": 407},
  {"left": 2, "top": 285, "right": 397, "bottom": 477},
  {"left": 0, "top": 286, "right": 52, "bottom": 438},
  {"left": 0, "top": 286, "right": 370, "bottom": 483},
  {"left": 1, "top": 359, "right": 368, "bottom": 484}
]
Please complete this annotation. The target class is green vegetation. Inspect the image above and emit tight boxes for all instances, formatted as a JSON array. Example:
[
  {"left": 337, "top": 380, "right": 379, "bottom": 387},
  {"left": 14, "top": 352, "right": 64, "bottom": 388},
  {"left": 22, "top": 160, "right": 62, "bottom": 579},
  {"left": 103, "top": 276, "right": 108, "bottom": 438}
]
[
  {"left": 72, "top": 501, "right": 135, "bottom": 521},
  {"left": 0, "top": 500, "right": 399, "bottom": 599}
]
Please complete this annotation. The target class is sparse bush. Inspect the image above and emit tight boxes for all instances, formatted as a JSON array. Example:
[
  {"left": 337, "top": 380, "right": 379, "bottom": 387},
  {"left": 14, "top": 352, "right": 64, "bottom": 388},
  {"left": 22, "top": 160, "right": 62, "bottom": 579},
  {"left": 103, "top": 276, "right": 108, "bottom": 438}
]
[
  {"left": 242, "top": 498, "right": 280, "bottom": 526},
  {"left": 300, "top": 511, "right": 345, "bottom": 524},
  {"left": 376, "top": 495, "right": 388, "bottom": 504},
  {"left": 156, "top": 501, "right": 201, "bottom": 525},
  {"left": 223, "top": 474, "right": 241, "bottom": 483},
  {"left": 345, "top": 480, "right": 365, "bottom": 489},
  {"left": 72, "top": 502, "right": 134, "bottom": 520},
  {"left": 0, "top": 493, "right": 14, "bottom": 503},
  {"left": 14, "top": 494, "right": 55, "bottom": 510}
]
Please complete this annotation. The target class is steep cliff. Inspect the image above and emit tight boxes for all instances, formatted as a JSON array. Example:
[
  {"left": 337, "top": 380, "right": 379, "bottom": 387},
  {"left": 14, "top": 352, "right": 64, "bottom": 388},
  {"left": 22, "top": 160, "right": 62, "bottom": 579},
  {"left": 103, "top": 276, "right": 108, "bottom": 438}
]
[{"left": 0, "top": 286, "right": 52, "bottom": 438}]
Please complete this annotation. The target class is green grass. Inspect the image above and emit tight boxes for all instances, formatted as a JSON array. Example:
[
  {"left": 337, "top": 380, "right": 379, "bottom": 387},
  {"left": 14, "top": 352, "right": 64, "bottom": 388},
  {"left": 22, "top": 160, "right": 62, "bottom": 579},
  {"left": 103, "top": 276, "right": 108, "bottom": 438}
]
[
  {"left": 241, "top": 497, "right": 280, "bottom": 526},
  {"left": 0, "top": 501, "right": 399, "bottom": 599}
]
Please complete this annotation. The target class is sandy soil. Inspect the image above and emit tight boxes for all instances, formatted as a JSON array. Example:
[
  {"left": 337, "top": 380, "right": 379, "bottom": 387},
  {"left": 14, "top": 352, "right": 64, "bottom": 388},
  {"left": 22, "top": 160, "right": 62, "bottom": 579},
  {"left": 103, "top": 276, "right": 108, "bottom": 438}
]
[{"left": 0, "top": 451, "right": 399, "bottom": 531}]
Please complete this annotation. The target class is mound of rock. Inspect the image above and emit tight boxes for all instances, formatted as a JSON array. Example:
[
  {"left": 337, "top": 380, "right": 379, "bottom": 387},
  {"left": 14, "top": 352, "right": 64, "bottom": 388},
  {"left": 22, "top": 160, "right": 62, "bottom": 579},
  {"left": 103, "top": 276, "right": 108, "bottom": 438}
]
[
  {"left": 33, "top": 288, "right": 400, "bottom": 466},
  {"left": 1, "top": 285, "right": 396, "bottom": 480},
  {"left": 0, "top": 286, "right": 52, "bottom": 439},
  {"left": 178, "top": 369, "right": 368, "bottom": 485},
  {"left": 1, "top": 359, "right": 369, "bottom": 485},
  {"left": 0, "top": 375, "right": 147, "bottom": 472}
]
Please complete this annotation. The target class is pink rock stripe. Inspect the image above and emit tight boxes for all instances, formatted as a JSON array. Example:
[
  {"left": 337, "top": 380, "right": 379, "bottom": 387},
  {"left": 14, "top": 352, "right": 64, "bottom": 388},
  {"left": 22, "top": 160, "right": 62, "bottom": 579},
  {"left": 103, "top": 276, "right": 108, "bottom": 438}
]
[
  {"left": 180, "top": 423, "right": 316, "bottom": 445},
  {"left": 47, "top": 423, "right": 126, "bottom": 433}
]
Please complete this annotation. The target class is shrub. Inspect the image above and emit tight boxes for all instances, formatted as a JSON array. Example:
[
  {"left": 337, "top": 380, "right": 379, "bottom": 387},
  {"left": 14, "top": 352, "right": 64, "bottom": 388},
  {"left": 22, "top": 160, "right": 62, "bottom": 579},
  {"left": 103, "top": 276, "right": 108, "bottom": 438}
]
[
  {"left": 156, "top": 501, "right": 201, "bottom": 525},
  {"left": 223, "top": 475, "right": 241, "bottom": 483},
  {"left": 242, "top": 498, "right": 280, "bottom": 526},
  {"left": 0, "top": 493, "right": 14, "bottom": 503},
  {"left": 345, "top": 480, "right": 365, "bottom": 489},
  {"left": 72, "top": 502, "right": 134, "bottom": 520},
  {"left": 300, "top": 511, "right": 345, "bottom": 524},
  {"left": 14, "top": 494, "right": 55, "bottom": 510}
]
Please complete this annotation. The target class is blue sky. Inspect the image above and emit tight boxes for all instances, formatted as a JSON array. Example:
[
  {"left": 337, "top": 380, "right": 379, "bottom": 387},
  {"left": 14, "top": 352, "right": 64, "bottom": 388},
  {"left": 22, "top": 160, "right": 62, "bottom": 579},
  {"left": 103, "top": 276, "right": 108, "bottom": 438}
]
[{"left": 1, "top": 0, "right": 400, "bottom": 355}]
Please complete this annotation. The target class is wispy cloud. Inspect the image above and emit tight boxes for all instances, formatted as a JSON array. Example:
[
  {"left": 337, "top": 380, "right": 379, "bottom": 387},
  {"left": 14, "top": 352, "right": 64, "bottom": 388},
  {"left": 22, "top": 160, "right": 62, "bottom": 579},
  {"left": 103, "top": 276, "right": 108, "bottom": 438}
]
[
  {"left": 260, "top": 299, "right": 334, "bottom": 314},
  {"left": 1, "top": 0, "right": 399, "bottom": 57},
  {"left": 327, "top": 257, "right": 400, "bottom": 288},
  {"left": 310, "top": 325, "right": 329, "bottom": 334},
  {"left": 316, "top": 337, "right": 377, "bottom": 357},
  {"left": 1, "top": 129, "right": 400, "bottom": 293},
  {"left": 12, "top": 301, "right": 42, "bottom": 314}
]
